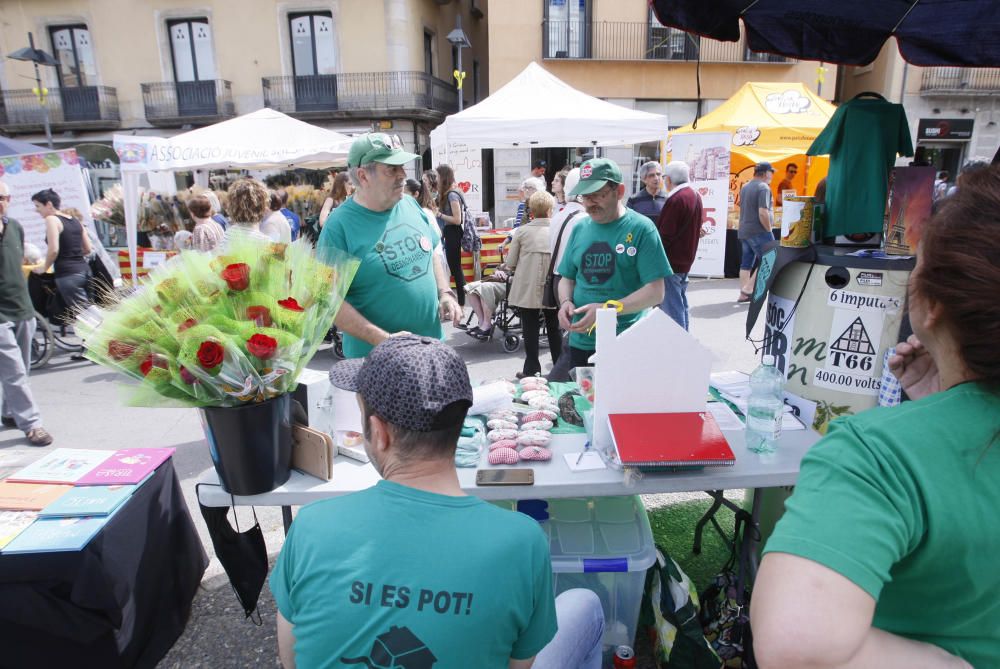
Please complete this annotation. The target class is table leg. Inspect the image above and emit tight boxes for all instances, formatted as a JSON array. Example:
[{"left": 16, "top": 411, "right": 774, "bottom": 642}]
[
  {"left": 282, "top": 506, "right": 293, "bottom": 535},
  {"left": 693, "top": 491, "right": 725, "bottom": 554},
  {"left": 743, "top": 488, "right": 764, "bottom": 581}
]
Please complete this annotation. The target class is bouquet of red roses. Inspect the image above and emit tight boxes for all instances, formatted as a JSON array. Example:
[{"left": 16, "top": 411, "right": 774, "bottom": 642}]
[{"left": 77, "top": 234, "right": 358, "bottom": 407}]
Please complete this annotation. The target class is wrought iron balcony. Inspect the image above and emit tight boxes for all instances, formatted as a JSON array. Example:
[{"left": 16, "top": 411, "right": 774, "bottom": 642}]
[
  {"left": 261, "top": 72, "right": 457, "bottom": 121},
  {"left": 920, "top": 67, "right": 1000, "bottom": 95},
  {"left": 0, "top": 86, "right": 120, "bottom": 133},
  {"left": 141, "top": 79, "right": 236, "bottom": 127},
  {"left": 543, "top": 20, "right": 791, "bottom": 63}
]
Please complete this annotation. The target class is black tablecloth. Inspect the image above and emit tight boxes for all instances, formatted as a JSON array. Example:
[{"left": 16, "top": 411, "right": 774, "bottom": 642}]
[{"left": 0, "top": 461, "right": 207, "bottom": 668}]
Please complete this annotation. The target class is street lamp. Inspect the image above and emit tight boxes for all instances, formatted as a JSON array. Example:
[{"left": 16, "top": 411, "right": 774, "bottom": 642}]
[
  {"left": 7, "top": 32, "right": 59, "bottom": 148},
  {"left": 447, "top": 17, "right": 471, "bottom": 111}
]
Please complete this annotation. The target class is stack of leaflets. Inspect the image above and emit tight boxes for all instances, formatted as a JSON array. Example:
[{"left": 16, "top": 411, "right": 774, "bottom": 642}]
[
  {"left": 2, "top": 514, "right": 119, "bottom": 554},
  {"left": 0, "top": 447, "right": 175, "bottom": 554},
  {"left": 39, "top": 485, "right": 136, "bottom": 518},
  {"left": 76, "top": 448, "right": 175, "bottom": 486},
  {"left": 0, "top": 511, "right": 38, "bottom": 550}
]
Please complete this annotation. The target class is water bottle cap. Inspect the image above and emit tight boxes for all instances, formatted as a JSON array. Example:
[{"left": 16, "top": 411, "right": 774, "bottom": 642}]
[{"left": 762, "top": 354, "right": 776, "bottom": 366}]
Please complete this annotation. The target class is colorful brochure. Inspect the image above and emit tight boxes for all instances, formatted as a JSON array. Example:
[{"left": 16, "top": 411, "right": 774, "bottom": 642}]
[
  {"left": 75, "top": 448, "right": 175, "bottom": 486},
  {"left": 38, "top": 484, "right": 136, "bottom": 518},
  {"left": 0, "top": 481, "right": 73, "bottom": 511},
  {"left": 7, "top": 449, "right": 112, "bottom": 484},
  {"left": 1, "top": 514, "right": 113, "bottom": 554},
  {"left": 0, "top": 511, "right": 38, "bottom": 549}
]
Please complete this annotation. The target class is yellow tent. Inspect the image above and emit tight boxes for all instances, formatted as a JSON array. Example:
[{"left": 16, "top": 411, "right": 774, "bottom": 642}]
[{"left": 671, "top": 82, "right": 836, "bottom": 221}]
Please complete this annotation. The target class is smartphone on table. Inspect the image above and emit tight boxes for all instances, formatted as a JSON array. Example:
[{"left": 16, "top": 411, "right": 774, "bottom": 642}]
[{"left": 475, "top": 469, "right": 534, "bottom": 486}]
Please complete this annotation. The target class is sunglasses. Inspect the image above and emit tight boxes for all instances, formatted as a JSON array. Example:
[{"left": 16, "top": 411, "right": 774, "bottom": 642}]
[{"left": 0, "top": 195, "right": 10, "bottom": 202}]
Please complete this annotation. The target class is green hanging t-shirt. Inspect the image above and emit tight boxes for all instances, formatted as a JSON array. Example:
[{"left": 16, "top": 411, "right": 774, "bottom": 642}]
[
  {"left": 808, "top": 97, "right": 913, "bottom": 236},
  {"left": 318, "top": 196, "right": 442, "bottom": 358},
  {"left": 557, "top": 208, "right": 672, "bottom": 351},
  {"left": 763, "top": 383, "right": 1000, "bottom": 668},
  {"left": 271, "top": 480, "right": 558, "bottom": 668}
]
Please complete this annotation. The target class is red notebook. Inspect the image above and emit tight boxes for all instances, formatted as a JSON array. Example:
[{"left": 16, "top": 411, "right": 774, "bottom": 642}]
[{"left": 608, "top": 412, "right": 735, "bottom": 470}]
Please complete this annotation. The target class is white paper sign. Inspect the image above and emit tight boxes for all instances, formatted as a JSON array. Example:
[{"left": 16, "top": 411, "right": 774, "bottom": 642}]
[
  {"left": 764, "top": 294, "right": 797, "bottom": 378},
  {"left": 667, "top": 132, "right": 730, "bottom": 277},
  {"left": 781, "top": 199, "right": 805, "bottom": 238},
  {"left": 431, "top": 141, "right": 483, "bottom": 213},
  {"left": 142, "top": 252, "right": 167, "bottom": 268},
  {"left": 1, "top": 149, "right": 95, "bottom": 251}
]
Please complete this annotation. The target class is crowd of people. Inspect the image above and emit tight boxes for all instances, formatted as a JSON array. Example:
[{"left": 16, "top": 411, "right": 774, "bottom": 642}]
[{"left": 2, "top": 128, "right": 994, "bottom": 667}]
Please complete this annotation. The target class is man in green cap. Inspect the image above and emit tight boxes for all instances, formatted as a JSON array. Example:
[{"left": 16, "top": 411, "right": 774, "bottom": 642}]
[
  {"left": 556, "top": 158, "right": 673, "bottom": 367},
  {"left": 318, "top": 133, "right": 462, "bottom": 358}
]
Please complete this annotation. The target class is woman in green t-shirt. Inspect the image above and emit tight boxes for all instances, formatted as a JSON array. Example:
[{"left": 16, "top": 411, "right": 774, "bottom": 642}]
[{"left": 753, "top": 166, "right": 1000, "bottom": 669}]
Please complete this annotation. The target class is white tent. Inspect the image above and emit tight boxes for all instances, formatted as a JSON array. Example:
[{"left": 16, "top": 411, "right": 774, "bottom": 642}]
[
  {"left": 113, "top": 108, "right": 352, "bottom": 279},
  {"left": 429, "top": 62, "right": 668, "bottom": 149}
]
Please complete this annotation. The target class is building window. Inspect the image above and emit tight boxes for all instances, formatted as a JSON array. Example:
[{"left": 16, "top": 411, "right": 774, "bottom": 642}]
[
  {"left": 49, "top": 24, "right": 96, "bottom": 87},
  {"left": 544, "top": 0, "right": 590, "bottom": 59},
  {"left": 167, "top": 18, "right": 216, "bottom": 82},
  {"left": 647, "top": 10, "right": 699, "bottom": 61},
  {"left": 423, "top": 30, "right": 434, "bottom": 75},
  {"left": 289, "top": 11, "right": 337, "bottom": 76}
]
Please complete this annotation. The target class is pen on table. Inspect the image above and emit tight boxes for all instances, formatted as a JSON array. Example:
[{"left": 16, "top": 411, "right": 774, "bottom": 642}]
[{"left": 575, "top": 440, "right": 591, "bottom": 466}]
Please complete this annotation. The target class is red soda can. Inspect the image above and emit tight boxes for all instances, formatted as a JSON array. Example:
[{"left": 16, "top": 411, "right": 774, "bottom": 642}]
[{"left": 613, "top": 645, "right": 636, "bottom": 669}]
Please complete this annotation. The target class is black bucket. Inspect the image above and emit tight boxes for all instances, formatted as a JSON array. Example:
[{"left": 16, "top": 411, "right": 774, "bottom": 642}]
[{"left": 201, "top": 394, "right": 292, "bottom": 496}]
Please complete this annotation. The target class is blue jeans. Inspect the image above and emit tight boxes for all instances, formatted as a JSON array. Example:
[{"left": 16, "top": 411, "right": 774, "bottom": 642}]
[
  {"left": 533, "top": 589, "right": 605, "bottom": 669},
  {"left": 740, "top": 230, "right": 776, "bottom": 271},
  {"left": 660, "top": 273, "right": 690, "bottom": 330}
]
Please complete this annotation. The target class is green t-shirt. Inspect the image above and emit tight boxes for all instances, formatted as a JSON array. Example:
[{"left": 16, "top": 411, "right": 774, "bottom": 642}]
[
  {"left": 271, "top": 481, "right": 558, "bottom": 668},
  {"left": 763, "top": 383, "right": 1000, "bottom": 667},
  {"left": 0, "top": 217, "right": 34, "bottom": 324},
  {"left": 556, "top": 208, "right": 672, "bottom": 350},
  {"left": 318, "top": 197, "right": 442, "bottom": 358},
  {"left": 807, "top": 98, "right": 913, "bottom": 236}
]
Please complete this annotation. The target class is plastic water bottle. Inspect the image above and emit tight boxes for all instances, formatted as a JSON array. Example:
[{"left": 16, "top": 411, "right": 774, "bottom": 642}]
[{"left": 746, "top": 355, "right": 784, "bottom": 454}]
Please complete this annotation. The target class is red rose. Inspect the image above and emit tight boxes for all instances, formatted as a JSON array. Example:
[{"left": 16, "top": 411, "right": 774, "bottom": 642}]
[
  {"left": 220, "top": 263, "right": 250, "bottom": 291},
  {"left": 197, "top": 340, "right": 225, "bottom": 370},
  {"left": 107, "top": 340, "right": 137, "bottom": 361},
  {"left": 177, "top": 318, "right": 198, "bottom": 332},
  {"left": 246, "top": 305, "right": 272, "bottom": 326},
  {"left": 179, "top": 366, "right": 198, "bottom": 385},
  {"left": 139, "top": 354, "right": 168, "bottom": 377},
  {"left": 247, "top": 333, "right": 278, "bottom": 360},
  {"left": 277, "top": 297, "right": 304, "bottom": 312}
]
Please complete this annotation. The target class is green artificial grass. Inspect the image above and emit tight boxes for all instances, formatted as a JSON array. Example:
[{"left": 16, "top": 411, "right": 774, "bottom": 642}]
[{"left": 646, "top": 496, "right": 740, "bottom": 593}]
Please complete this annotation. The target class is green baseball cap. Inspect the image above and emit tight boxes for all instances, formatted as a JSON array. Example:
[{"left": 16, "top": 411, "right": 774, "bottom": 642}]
[
  {"left": 569, "top": 158, "right": 623, "bottom": 196},
  {"left": 348, "top": 132, "right": 419, "bottom": 167}
]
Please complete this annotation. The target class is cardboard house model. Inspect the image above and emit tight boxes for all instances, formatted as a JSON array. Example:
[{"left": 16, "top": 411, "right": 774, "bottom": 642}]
[{"left": 591, "top": 307, "right": 714, "bottom": 449}]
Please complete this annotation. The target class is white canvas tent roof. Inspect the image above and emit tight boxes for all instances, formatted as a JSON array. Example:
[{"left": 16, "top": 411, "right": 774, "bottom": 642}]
[
  {"left": 430, "top": 62, "right": 668, "bottom": 149},
  {"left": 113, "top": 108, "right": 352, "bottom": 278}
]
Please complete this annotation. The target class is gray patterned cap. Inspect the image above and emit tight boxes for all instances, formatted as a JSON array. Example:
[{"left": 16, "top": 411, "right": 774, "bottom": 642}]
[{"left": 329, "top": 335, "right": 473, "bottom": 432}]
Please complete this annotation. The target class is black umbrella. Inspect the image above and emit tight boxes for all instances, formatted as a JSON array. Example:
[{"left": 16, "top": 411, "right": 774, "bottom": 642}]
[{"left": 650, "top": 0, "right": 1000, "bottom": 66}]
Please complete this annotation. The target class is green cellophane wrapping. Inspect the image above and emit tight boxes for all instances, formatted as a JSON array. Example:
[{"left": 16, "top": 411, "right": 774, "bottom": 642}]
[{"left": 76, "top": 236, "right": 359, "bottom": 408}]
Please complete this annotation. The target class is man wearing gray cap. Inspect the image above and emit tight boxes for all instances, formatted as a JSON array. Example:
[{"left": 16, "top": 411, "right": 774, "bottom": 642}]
[
  {"left": 271, "top": 335, "right": 604, "bottom": 669},
  {"left": 317, "top": 133, "right": 461, "bottom": 358},
  {"left": 737, "top": 161, "right": 776, "bottom": 303}
]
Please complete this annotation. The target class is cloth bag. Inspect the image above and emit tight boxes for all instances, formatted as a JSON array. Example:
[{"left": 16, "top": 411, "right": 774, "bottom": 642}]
[
  {"left": 198, "top": 490, "right": 269, "bottom": 622},
  {"left": 699, "top": 508, "right": 758, "bottom": 668},
  {"left": 641, "top": 545, "right": 722, "bottom": 668},
  {"left": 541, "top": 211, "right": 581, "bottom": 308},
  {"left": 452, "top": 189, "right": 482, "bottom": 253}
]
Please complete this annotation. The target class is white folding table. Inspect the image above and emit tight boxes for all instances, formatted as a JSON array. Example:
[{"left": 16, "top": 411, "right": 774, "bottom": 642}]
[{"left": 197, "top": 428, "right": 818, "bottom": 529}]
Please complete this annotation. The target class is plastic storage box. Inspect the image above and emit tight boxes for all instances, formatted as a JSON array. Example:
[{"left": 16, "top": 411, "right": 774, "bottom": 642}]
[{"left": 492, "top": 496, "right": 656, "bottom": 653}]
